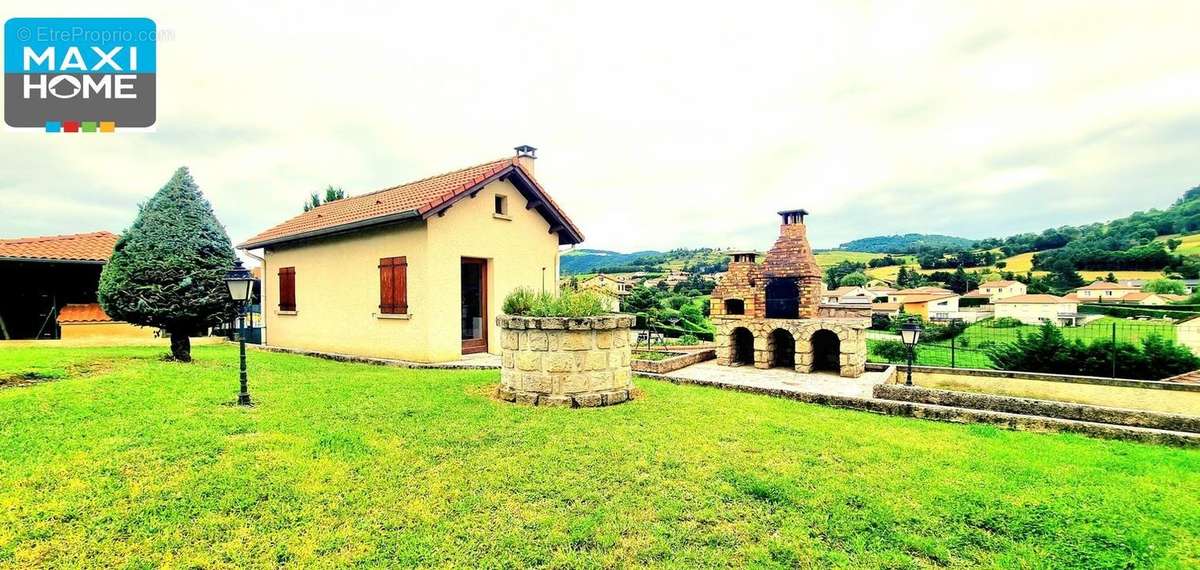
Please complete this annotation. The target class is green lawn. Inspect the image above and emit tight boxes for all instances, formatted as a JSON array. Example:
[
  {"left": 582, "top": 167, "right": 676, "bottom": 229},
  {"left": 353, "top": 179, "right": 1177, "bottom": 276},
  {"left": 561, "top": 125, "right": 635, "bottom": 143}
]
[{"left": 1, "top": 345, "right": 1198, "bottom": 568}]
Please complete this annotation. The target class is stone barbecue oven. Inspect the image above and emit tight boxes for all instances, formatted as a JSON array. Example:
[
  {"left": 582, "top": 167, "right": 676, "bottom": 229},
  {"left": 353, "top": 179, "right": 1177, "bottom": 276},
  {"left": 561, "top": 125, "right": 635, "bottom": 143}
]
[{"left": 710, "top": 210, "right": 869, "bottom": 377}]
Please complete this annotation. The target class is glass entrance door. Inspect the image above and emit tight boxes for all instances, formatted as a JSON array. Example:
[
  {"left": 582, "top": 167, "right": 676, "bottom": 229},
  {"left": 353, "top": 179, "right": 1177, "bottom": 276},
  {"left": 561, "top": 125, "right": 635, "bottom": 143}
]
[{"left": 461, "top": 258, "right": 487, "bottom": 354}]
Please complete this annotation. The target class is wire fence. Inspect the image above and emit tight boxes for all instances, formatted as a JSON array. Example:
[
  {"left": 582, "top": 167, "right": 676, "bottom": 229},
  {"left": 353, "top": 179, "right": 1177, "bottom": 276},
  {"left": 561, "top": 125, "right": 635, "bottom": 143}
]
[{"left": 867, "top": 315, "right": 1200, "bottom": 380}]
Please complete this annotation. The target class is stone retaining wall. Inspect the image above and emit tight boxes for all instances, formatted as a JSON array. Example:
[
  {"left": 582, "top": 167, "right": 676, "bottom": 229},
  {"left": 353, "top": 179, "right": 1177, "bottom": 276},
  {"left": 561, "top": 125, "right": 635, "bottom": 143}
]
[
  {"left": 631, "top": 349, "right": 716, "bottom": 374},
  {"left": 875, "top": 384, "right": 1200, "bottom": 434},
  {"left": 497, "top": 315, "right": 634, "bottom": 407}
]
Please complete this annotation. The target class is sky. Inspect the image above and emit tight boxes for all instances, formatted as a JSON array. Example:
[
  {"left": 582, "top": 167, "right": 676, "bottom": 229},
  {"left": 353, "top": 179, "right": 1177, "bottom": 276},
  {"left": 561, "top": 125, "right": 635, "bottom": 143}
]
[{"left": 2, "top": 1, "right": 1198, "bottom": 255}]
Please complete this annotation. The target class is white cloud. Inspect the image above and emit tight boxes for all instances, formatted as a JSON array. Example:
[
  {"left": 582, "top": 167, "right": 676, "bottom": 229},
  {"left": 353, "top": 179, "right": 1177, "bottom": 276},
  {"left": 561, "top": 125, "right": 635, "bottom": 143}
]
[{"left": 2, "top": 0, "right": 1198, "bottom": 254}]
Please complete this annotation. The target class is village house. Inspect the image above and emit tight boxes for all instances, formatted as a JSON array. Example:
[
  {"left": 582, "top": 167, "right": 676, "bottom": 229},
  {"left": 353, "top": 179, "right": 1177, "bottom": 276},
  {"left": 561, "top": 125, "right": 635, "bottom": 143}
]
[
  {"left": 1119, "top": 292, "right": 1188, "bottom": 306},
  {"left": 238, "top": 146, "right": 584, "bottom": 362},
  {"left": 964, "top": 279, "right": 1027, "bottom": 302},
  {"left": 898, "top": 292, "right": 960, "bottom": 321},
  {"left": 994, "top": 294, "right": 1080, "bottom": 326},
  {"left": 1072, "top": 281, "right": 1140, "bottom": 302},
  {"left": 578, "top": 273, "right": 631, "bottom": 298},
  {"left": 819, "top": 286, "right": 873, "bottom": 305},
  {"left": 887, "top": 286, "right": 954, "bottom": 304}
]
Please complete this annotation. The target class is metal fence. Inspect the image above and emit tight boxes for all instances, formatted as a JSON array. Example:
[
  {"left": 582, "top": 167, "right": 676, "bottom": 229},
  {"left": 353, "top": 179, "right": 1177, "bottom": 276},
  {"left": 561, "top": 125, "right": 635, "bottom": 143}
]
[{"left": 867, "top": 316, "right": 1200, "bottom": 380}]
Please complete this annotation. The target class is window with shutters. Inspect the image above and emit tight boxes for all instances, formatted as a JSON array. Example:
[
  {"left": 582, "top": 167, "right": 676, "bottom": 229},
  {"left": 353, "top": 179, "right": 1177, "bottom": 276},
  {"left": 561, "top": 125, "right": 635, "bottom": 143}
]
[
  {"left": 278, "top": 267, "right": 296, "bottom": 311},
  {"left": 379, "top": 256, "right": 408, "bottom": 314}
]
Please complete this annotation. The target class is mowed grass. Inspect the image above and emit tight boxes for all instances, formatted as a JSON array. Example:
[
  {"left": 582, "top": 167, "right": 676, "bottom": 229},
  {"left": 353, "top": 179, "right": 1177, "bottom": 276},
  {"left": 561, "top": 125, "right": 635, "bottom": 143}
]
[{"left": 1, "top": 346, "right": 1199, "bottom": 568}]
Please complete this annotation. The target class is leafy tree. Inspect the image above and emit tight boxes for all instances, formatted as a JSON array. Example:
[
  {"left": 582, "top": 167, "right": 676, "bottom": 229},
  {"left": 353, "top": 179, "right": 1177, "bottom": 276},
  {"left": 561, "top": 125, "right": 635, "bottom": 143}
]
[
  {"left": 825, "top": 260, "right": 867, "bottom": 289},
  {"left": 1143, "top": 278, "right": 1187, "bottom": 295},
  {"left": 621, "top": 285, "right": 659, "bottom": 313},
  {"left": 303, "top": 184, "right": 346, "bottom": 212},
  {"left": 995, "top": 261, "right": 1007, "bottom": 269},
  {"left": 1104, "top": 272, "right": 1118, "bottom": 283},
  {"left": 839, "top": 272, "right": 868, "bottom": 287},
  {"left": 1167, "top": 238, "right": 1182, "bottom": 251},
  {"left": 98, "top": 167, "right": 238, "bottom": 361}
]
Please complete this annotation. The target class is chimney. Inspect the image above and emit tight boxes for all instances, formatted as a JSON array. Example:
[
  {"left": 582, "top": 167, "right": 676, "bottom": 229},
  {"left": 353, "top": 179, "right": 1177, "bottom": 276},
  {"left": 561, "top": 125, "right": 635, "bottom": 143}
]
[
  {"left": 763, "top": 209, "right": 821, "bottom": 279},
  {"left": 514, "top": 144, "right": 537, "bottom": 175}
]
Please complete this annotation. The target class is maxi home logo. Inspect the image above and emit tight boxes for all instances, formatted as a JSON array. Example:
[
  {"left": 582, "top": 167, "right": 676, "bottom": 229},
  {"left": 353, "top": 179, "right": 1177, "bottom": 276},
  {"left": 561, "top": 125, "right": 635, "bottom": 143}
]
[{"left": 4, "top": 18, "right": 157, "bottom": 131}]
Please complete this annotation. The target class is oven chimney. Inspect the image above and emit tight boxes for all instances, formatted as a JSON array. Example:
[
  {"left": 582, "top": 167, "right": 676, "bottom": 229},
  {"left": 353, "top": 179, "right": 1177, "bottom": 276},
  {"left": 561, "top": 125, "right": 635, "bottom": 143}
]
[{"left": 514, "top": 144, "right": 537, "bottom": 176}]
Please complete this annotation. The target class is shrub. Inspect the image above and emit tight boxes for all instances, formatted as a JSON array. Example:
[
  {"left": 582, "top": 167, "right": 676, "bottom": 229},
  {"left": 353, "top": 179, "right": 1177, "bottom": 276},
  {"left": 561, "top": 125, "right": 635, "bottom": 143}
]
[
  {"left": 678, "top": 334, "right": 700, "bottom": 345},
  {"left": 872, "top": 340, "right": 912, "bottom": 363},
  {"left": 983, "top": 322, "right": 1200, "bottom": 380},
  {"left": 501, "top": 287, "right": 609, "bottom": 317},
  {"left": 992, "top": 317, "right": 1023, "bottom": 328}
]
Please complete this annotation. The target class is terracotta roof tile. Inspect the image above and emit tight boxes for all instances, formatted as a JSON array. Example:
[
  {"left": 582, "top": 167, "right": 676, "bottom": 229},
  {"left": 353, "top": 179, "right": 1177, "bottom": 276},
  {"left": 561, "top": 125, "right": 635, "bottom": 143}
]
[
  {"left": 0, "top": 231, "right": 117, "bottom": 262},
  {"left": 1077, "top": 281, "right": 1139, "bottom": 290},
  {"left": 57, "top": 303, "right": 116, "bottom": 323},
  {"left": 979, "top": 280, "right": 1020, "bottom": 288},
  {"left": 996, "top": 294, "right": 1071, "bottom": 304},
  {"left": 239, "top": 157, "right": 582, "bottom": 249}
]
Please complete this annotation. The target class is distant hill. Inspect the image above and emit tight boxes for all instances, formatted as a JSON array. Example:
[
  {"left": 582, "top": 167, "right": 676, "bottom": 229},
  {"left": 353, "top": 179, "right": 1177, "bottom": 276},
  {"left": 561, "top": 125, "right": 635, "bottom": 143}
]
[
  {"left": 561, "top": 248, "right": 728, "bottom": 275},
  {"left": 837, "top": 233, "right": 976, "bottom": 254},
  {"left": 560, "top": 248, "right": 663, "bottom": 275}
]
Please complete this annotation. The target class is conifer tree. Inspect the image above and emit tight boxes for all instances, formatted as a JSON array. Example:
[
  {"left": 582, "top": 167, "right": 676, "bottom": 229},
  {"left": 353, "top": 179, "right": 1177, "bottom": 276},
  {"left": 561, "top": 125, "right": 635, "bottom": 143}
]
[{"left": 99, "top": 167, "right": 238, "bottom": 361}]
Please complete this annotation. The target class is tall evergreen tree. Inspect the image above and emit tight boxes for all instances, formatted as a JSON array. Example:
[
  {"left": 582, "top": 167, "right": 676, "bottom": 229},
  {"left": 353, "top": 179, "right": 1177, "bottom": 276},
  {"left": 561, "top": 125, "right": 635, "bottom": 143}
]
[{"left": 99, "top": 167, "right": 238, "bottom": 361}]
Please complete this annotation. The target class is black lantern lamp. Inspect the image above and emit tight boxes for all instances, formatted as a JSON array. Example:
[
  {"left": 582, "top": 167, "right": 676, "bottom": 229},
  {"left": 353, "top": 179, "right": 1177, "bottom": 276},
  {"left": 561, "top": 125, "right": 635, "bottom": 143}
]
[
  {"left": 899, "top": 317, "right": 923, "bottom": 386},
  {"left": 224, "top": 260, "right": 254, "bottom": 406}
]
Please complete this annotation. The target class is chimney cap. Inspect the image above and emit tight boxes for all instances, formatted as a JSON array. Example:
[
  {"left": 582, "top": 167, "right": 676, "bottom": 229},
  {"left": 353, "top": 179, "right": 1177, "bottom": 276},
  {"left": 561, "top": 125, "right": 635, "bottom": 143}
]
[
  {"left": 778, "top": 209, "right": 808, "bottom": 224},
  {"left": 514, "top": 145, "right": 537, "bottom": 158}
]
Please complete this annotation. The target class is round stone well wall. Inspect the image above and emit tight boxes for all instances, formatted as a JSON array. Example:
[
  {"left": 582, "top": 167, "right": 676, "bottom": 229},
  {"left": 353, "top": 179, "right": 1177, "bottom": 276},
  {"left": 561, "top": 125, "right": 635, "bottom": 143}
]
[{"left": 497, "top": 314, "right": 634, "bottom": 407}]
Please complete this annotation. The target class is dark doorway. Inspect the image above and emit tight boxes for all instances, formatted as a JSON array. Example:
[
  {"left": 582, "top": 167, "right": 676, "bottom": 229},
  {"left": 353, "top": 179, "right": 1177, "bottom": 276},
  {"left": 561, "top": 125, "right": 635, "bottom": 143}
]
[
  {"left": 765, "top": 278, "right": 799, "bottom": 318},
  {"left": 770, "top": 329, "right": 795, "bottom": 369},
  {"left": 811, "top": 329, "right": 840, "bottom": 372},
  {"left": 730, "top": 327, "right": 754, "bottom": 366},
  {"left": 461, "top": 258, "right": 488, "bottom": 354}
]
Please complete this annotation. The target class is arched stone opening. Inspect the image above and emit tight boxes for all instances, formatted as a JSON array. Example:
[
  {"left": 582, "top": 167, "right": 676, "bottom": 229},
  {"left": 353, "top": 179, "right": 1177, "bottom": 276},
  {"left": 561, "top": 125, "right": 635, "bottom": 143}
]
[
  {"left": 730, "top": 327, "right": 754, "bottom": 366},
  {"left": 770, "top": 329, "right": 795, "bottom": 369},
  {"left": 765, "top": 278, "right": 799, "bottom": 318},
  {"left": 811, "top": 329, "right": 840, "bottom": 372}
]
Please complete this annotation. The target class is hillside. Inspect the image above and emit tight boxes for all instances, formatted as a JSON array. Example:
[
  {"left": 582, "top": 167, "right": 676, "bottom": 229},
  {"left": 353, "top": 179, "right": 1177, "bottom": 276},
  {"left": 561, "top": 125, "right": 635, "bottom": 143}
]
[
  {"left": 561, "top": 248, "right": 729, "bottom": 275},
  {"left": 837, "top": 233, "right": 976, "bottom": 253}
]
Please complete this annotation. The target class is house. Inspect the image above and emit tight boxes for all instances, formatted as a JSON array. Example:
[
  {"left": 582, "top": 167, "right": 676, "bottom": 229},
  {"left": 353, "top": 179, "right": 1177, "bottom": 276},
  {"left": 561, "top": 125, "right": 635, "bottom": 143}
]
[
  {"left": 238, "top": 146, "right": 585, "bottom": 362},
  {"left": 871, "top": 302, "right": 901, "bottom": 318},
  {"left": 866, "top": 285, "right": 897, "bottom": 301},
  {"left": 1120, "top": 292, "right": 1188, "bottom": 306},
  {"left": 865, "top": 279, "right": 892, "bottom": 289},
  {"left": 820, "top": 286, "right": 873, "bottom": 305},
  {"left": 0, "top": 231, "right": 121, "bottom": 339},
  {"left": 579, "top": 274, "right": 631, "bottom": 297},
  {"left": 967, "top": 280, "right": 1027, "bottom": 302},
  {"left": 580, "top": 286, "right": 621, "bottom": 312},
  {"left": 995, "top": 294, "right": 1080, "bottom": 326},
  {"left": 1072, "top": 281, "right": 1140, "bottom": 302},
  {"left": 888, "top": 287, "right": 954, "bottom": 304},
  {"left": 56, "top": 303, "right": 156, "bottom": 340},
  {"left": 899, "top": 293, "right": 960, "bottom": 320}
]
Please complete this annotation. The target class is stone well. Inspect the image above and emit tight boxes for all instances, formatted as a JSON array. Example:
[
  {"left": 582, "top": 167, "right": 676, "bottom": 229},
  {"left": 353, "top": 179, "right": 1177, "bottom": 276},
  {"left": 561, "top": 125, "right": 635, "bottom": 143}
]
[{"left": 497, "top": 314, "right": 635, "bottom": 407}]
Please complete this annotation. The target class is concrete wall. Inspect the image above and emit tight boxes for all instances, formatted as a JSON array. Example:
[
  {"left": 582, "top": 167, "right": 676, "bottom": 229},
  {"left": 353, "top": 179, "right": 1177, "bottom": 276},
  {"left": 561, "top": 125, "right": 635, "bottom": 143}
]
[{"left": 261, "top": 178, "right": 561, "bottom": 362}]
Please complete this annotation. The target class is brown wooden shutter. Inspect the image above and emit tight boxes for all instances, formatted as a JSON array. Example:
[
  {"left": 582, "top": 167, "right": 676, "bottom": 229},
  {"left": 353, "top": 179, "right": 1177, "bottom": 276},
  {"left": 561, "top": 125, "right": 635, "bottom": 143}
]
[
  {"left": 379, "top": 257, "right": 408, "bottom": 314},
  {"left": 278, "top": 267, "right": 296, "bottom": 311}
]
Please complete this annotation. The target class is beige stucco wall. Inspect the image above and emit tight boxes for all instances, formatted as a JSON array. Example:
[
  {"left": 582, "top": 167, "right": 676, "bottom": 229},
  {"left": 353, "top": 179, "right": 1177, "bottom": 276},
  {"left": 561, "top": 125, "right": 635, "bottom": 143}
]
[
  {"left": 995, "top": 302, "right": 1076, "bottom": 325},
  {"left": 260, "top": 178, "right": 561, "bottom": 362},
  {"left": 58, "top": 321, "right": 157, "bottom": 340}
]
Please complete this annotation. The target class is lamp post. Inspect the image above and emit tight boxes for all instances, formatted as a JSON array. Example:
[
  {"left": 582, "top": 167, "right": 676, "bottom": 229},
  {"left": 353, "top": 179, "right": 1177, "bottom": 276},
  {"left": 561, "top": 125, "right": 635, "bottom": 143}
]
[
  {"left": 224, "top": 260, "right": 254, "bottom": 406},
  {"left": 899, "top": 317, "right": 923, "bottom": 386}
]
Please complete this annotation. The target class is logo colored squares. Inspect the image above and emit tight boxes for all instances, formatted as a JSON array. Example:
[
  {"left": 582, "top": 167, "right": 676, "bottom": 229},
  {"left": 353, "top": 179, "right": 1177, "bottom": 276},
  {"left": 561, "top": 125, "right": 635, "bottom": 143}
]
[{"left": 43, "top": 120, "right": 117, "bottom": 132}]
